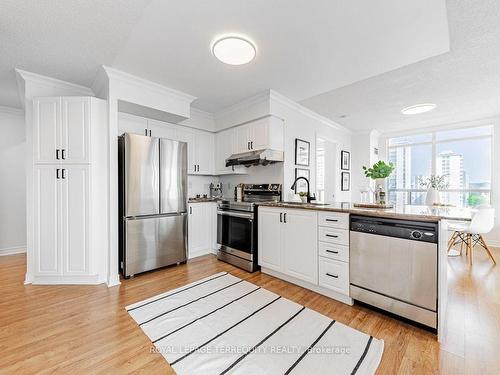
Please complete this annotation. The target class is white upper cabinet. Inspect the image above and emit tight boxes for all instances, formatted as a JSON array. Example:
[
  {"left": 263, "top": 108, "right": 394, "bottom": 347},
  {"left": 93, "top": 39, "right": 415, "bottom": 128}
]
[
  {"left": 148, "top": 119, "right": 176, "bottom": 140},
  {"left": 194, "top": 132, "right": 214, "bottom": 175},
  {"left": 214, "top": 128, "right": 246, "bottom": 175},
  {"left": 61, "top": 97, "right": 90, "bottom": 163},
  {"left": 118, "top": 112, "right": 148, "bottom": 136},
  {"left": 34, "top": 97, "right": 91, "bottom": 164},
  {"left": 34, "top": 97, "right": 60, "bottom": 164},
  {"left": 233, "top": 116, "right": 284, "bottom": 154}
]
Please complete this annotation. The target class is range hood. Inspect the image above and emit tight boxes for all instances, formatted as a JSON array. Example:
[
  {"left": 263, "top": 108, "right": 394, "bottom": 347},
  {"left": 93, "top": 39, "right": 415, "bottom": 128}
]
[{"left": 226, "top": 149, "right": 284, "bottom": 167}]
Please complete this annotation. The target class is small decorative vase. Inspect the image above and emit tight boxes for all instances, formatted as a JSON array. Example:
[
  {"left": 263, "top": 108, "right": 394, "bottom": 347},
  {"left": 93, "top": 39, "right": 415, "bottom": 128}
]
[
  {"left": 300, "top": 196, "right": 307, "bottom": 203},
  {"left": 425, "top": 187, "right": 440, "bottom": 206},
  {"left": 374, "top": 178, "right": 386, "bottom": 204}
]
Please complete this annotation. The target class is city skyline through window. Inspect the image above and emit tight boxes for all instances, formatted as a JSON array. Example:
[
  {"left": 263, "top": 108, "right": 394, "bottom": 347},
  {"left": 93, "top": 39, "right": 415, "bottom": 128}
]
[{"left": 387, "top": 125, "right": 492, "bottom": 207}]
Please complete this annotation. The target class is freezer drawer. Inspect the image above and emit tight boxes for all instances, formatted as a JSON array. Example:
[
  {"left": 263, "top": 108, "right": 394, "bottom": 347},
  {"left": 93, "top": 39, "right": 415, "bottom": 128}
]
[{"left": 124, "top": 214, "right": 187, "bottom": 277}]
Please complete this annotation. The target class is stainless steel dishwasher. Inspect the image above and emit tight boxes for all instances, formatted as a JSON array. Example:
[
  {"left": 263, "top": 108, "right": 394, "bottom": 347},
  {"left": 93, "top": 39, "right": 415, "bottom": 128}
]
[{"left": 350, "top": 215, "right": 439, "bottom": 329}]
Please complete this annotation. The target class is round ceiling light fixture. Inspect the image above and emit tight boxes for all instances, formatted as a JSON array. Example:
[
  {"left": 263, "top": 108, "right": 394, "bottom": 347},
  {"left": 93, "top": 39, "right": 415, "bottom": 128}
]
[
  {"left": 401, "top": 103, "right": 437, "bottom": 115},
  {"left": 212, "top": 35, "right": 256, "bottom": 65}
]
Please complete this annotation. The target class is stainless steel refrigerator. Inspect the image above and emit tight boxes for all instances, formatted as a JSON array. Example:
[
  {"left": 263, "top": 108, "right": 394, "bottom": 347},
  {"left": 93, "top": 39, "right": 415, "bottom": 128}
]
[{"left": 118, "top": 133, "right": 187, "bottom": 278}]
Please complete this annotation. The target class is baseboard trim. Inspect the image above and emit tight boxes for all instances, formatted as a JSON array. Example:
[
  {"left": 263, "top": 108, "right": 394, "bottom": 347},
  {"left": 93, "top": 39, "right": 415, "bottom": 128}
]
[
  {"left": 107, "top": 274, "right": 121, "bottom": 288},
  {"left": 188, "top": 248, "right": 217, "bottom": 259},
  {"left": 0, "top": 246, "right": 26, "bottom": 256},
  {"left": 31, "top": 275, "right": 103, "bottom": 285}
]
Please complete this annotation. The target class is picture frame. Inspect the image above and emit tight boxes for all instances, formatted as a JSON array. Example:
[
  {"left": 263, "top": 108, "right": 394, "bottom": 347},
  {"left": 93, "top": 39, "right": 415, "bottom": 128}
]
[
  {"left": 294, "top": 168, "right": 310, "bottom": 193},
  {"left": 341, "top": 150, "right": 350, "bottom": 170},
  {"left": 341, "top": 172, "right": 350, "bottom": 191},
  {"left": 295, "top": 138, "right": 310, "bottom": 166}
]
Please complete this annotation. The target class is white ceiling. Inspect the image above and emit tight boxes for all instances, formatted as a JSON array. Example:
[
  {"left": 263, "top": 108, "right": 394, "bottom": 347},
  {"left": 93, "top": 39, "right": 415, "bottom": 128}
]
[
  {"left": 301, "top": 0, "right": 500, "bottom": 132},
  {"left": 0, "top": 0, "right": 152, "bottom": 108},
  {"left": 0, "top": 0, "right": 449, "bottom": 117}
]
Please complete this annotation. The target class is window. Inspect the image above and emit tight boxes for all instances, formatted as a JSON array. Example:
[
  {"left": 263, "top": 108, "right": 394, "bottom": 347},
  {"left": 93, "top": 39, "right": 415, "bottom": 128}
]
[{"left": 387, "top": 125, "right": 493, "bottom": 207}]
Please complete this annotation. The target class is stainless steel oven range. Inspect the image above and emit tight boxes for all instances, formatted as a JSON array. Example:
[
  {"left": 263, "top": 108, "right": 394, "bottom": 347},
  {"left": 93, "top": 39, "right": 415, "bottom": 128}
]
[{"left": 217, "top": 184, "right": 281, "bottom": 272}]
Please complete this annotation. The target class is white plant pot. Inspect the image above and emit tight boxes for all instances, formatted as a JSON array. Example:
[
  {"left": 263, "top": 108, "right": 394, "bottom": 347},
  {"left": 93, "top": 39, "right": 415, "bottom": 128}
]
[
  {"left": 300, "top": 196, "right": 307, "bottom": 203},
  {"left": 425, "top": 187, "right": 440, "bottom": 206}
]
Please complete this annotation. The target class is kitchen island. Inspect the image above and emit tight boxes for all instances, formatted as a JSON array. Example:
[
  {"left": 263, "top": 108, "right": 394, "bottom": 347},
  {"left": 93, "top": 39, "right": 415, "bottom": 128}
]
[{"left": 256, "top": 202, "right": 474, "bottom": 341}]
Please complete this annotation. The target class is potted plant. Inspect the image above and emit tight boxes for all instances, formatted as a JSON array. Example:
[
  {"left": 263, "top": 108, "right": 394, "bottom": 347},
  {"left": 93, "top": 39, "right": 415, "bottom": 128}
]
[
  {"left": 362, "top": 161, "right": 395, "bottom": 204},
  {"left": 298, "top": 191, "right": 308, "bottom": 203},
  {"left": 420, "top": 175, "right": 449, "bottom": 206}
]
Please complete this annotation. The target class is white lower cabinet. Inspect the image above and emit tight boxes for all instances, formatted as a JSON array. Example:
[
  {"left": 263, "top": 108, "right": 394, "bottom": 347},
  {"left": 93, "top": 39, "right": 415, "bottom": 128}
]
[
  {"left": 259, "top": 207, "right": 352, "bottom": 305},
  {"left": 258, "top": 207, "right": 318, "bottom": 284},
  {"left": 188, "top": 202, "right": 216, "bottom": 258},
  {"left": 34, "top": 164, "right": 90, "bottom": 277},
  {"left": 318, "top": 257, "right": 349, "bottom": 295}
]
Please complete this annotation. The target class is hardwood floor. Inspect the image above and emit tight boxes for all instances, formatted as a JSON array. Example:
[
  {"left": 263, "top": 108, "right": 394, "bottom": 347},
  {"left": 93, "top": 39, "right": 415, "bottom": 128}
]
[{"left": 1, "top": 247, "right": 499, "bottom": 374}]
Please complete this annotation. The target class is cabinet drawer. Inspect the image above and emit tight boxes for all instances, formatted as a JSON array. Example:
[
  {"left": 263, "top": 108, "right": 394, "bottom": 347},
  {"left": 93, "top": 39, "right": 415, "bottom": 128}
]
[
  {"left": 318, "top": 242, "right": 349, "bottom": 262},
  {"left": 319, "top": 257, "right": 349, "bottom": 295},
  {"left": 318, "top": 212, "right": 349, "bottom": 229},
  {"left": 318, "top": 227, "right": 349, "bottom": 246}
]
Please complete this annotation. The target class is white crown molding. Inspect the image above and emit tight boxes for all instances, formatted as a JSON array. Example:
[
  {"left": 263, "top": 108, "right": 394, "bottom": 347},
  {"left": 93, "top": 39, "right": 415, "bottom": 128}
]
[
  {"left": 269, "top": 89, "right": 352, "bottom": 134},
  {"left": 377, "top": 116, "right": 500, "bottom": 137},
  {"left": 15, "top": 68, "right": 94, "bottom": 96},
  {"left": 0, "top": 105, "right": 24, "bottom": 116},
  {"left": 214, "top": 90, "right": 271, "bottom": 120},
  {"left": 190, "top": 107, "right": 215, "bottom": 121},
  {"left": 101, "top": 65, "right": 196, "bottom": 104}
]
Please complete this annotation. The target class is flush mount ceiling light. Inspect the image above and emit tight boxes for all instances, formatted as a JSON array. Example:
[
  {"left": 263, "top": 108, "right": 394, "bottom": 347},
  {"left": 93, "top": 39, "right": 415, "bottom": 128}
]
[
  {"left": 401, "top": 103, "right": 437, "bottom": 115},
  {"left": 212, "top": 36, "right": 256, "bottom": 65}
]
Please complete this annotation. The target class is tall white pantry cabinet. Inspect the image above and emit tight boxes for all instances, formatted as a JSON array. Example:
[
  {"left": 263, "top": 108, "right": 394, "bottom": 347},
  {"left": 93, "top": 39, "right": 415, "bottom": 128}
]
[{"left": 31, "top": 96, "right": 107, "bottom": 284}]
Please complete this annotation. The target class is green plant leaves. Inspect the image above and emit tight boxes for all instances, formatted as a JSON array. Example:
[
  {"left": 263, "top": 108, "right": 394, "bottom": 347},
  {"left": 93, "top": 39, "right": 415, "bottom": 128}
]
[{"left": 362, "top": 160, "right": 395, "bottom": 179}]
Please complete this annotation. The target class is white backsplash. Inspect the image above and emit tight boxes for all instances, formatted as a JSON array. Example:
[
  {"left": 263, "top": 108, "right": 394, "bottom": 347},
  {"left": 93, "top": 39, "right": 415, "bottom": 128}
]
[
  {"left": 187, "top": 175, "right": 220, "bottom": 198},
  {"left": 219, "top": 163, "right": 284, "bottom": 198}
]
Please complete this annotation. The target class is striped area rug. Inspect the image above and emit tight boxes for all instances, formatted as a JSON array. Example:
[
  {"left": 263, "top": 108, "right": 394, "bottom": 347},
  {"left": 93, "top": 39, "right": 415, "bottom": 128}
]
[{"left": 126, "top": 272, "right": 384, "bottom": 374}]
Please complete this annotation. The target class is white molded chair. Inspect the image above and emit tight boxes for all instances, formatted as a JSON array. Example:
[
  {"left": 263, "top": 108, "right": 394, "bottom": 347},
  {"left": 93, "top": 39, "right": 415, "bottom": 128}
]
[{"left": 448, "top": 206, "right": 496, "bottom": 265}]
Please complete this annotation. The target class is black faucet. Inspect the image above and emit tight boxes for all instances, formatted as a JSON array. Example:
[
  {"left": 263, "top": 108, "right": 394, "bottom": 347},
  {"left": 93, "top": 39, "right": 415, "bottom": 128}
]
[{"left": 290, "top": 177, "right": 316, "bottom": 203}]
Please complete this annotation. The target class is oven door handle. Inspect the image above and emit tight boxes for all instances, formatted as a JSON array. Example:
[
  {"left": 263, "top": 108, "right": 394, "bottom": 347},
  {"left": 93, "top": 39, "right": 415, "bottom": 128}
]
[{"left": 217, "top": 210, "right": 254, "bottom": 219}]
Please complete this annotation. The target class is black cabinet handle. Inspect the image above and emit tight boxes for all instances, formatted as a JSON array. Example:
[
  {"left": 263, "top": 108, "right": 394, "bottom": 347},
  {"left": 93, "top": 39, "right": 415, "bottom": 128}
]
[
  {"left": 56, "top": 149, "right": 60, "bottom": 160},
  {"left": 326, "top": 249, "right": 339, "bottom": 254},
  {"left": 189, "top": 206, "right": 192, "bottom": 214},
  {"left": 283, "top": 213, "right": 287, "bottom": 223},
  {"left": 248, "top": 141, "right": 250, "bottom": 150},
  {"left": 326, "top": 219, "right": 338, "bottom": 222},
  {"left": 145, "top": 128, "right": 148, "bottom": 136},
  {"left": 250, "top": 141, "right": 253, "bottom": 149},
  {"left": 326, "top": 234, "right": 338, "bottom": 238},
  {"left": 61, "top": 149, "right": 65, "bottom": 160},
  {"left": 149, "top": 129, "right": 152, "bottom": 137},
  {"left": 62, "top": 169, "right": 66, "bottom": 179},
  {"left": 280, "top": 213, "right": 283, "bottom": 223},
  {"left": 56, "top": 169, "right": 60, "bottom": 179},
  {"left": 326, "top": 273, "right": 339, "bottom": 279}
]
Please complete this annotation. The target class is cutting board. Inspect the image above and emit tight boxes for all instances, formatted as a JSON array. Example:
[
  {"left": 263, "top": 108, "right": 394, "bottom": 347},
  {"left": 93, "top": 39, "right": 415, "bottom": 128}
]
[{"left": 353, "top": 203, "right": 394, "bottom": 209}]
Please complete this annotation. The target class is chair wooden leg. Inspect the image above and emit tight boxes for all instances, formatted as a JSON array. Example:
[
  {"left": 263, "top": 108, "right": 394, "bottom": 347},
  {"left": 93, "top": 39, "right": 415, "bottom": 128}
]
[
  {"left": 460, "top": 235, "right": 465, "bottom": 256},
  {"left": 479, "top": 234, "right": 497, "bottom": 264},
  {"left": 448, "top": 231, "right": 458, "bottom": 252},
  {"left": 468, "top": 234, "right": 474, "bottom": 265}
]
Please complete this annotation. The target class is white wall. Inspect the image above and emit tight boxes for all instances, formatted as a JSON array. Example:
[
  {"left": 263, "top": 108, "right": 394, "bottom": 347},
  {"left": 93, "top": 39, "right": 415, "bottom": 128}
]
[
  {"left": 0, "top": 107, "right": 26, "bottom": 255},
  {"left": 270, "top": 93, "right": 352, "bottom": 202},
  {"left": 350, "top": 130, "right": 380, "bottom": 202}
]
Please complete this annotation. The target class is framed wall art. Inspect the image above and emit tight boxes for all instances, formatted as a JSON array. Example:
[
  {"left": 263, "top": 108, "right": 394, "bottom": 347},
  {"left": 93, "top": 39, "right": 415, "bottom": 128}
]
[{"left": 295, "top": 138, "right": 310, "bottom": 166}]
